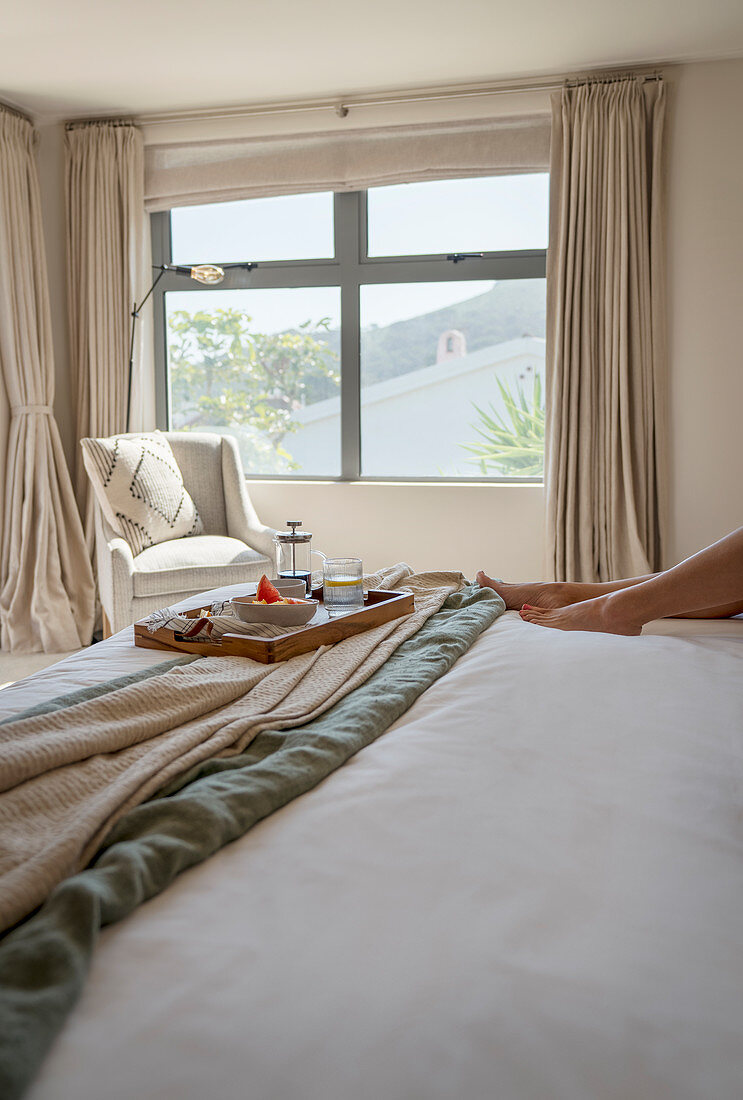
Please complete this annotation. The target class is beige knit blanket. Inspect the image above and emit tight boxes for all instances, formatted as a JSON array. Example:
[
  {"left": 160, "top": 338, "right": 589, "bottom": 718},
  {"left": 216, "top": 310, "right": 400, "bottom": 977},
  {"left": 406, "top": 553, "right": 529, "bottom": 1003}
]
[{"left": 0, "top": 567, "right": 464, "bottom": 933}]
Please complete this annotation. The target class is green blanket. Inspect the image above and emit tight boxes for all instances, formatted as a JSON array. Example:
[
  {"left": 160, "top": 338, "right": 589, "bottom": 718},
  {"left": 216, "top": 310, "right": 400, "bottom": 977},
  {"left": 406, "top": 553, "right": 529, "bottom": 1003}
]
[{"left": 0, "top": 584, "right": 503, "bottom": 1100}]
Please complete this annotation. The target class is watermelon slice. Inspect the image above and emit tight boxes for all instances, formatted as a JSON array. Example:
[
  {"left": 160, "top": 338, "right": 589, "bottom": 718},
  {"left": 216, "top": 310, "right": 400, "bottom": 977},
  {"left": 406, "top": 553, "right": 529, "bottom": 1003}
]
[{"left": 256, "top": 575, "right": 282, "bottom": 604}]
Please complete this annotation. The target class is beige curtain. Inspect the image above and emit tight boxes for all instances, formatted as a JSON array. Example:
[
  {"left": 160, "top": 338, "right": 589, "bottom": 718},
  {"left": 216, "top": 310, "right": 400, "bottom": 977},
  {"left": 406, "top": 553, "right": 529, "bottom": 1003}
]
[
  {"left": 65, "top": 121, "right": 153, "bottom": 551},
  {"left": 144, "top": 115, "right": 551, "bottom": 210},
  {"left": 545, "top": 77, "right": 667, "bottom": 582},
  {"left": 0, "top": 108, "right": 95, "bottom": 652}
]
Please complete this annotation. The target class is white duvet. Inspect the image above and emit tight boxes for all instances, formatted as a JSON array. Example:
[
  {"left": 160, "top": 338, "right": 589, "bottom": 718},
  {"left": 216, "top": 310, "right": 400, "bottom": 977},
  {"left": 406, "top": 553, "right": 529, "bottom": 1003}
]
[{"left": 3, "top": 587, "right": 743, "bottom": 1100}]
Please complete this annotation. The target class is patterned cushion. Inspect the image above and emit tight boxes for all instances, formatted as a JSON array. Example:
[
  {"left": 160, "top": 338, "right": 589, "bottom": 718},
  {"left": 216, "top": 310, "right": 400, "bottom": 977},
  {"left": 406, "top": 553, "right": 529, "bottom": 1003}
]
[{"left": 81, "top": 431, "right": 203, "bottom": 556}]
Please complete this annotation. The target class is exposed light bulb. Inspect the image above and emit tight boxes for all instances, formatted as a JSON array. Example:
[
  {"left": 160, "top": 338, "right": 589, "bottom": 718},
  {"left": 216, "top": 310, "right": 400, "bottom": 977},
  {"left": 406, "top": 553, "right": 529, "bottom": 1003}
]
[{"left": 190, "top": 265, "right": 224, "bottom": 285}]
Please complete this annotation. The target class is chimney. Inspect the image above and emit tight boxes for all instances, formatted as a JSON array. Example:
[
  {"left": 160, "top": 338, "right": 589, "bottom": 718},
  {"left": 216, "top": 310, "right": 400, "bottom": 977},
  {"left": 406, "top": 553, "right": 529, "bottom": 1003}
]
[{"left": 436, "top": 329, "right": 466, "bottom": 363}]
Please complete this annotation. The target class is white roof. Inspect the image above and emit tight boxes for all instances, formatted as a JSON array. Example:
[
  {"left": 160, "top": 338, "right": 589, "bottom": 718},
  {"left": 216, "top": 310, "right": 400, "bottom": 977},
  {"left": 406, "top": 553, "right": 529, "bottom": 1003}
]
[{"left": 296, "top": 336, "right": 545, "bottom": 425}]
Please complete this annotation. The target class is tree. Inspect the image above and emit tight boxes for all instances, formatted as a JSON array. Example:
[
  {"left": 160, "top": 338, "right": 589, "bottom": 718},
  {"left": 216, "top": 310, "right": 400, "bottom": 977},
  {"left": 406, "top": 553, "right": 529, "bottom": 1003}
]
[
  {"left": 460, "top": 374, "right": 545, "bottom": 477},
  {"left": 168, "top": 308, "right": 339, "bottom": 471}
]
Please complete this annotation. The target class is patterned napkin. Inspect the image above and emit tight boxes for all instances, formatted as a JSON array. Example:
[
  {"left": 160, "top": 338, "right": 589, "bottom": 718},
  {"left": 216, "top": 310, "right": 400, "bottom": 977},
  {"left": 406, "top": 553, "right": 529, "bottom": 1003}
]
[{"left": 143, "top": 602, "right": 313, "bottom": 641}]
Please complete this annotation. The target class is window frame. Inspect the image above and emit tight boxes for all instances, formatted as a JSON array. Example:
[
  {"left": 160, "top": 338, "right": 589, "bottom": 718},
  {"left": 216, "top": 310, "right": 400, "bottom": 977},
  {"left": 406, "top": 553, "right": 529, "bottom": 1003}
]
[{"left": 151, "top": 188, "right": 547, "bottom": 483}]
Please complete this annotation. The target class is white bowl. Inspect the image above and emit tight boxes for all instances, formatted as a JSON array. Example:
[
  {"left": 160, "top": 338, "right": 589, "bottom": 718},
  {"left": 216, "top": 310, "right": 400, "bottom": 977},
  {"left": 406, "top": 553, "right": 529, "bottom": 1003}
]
[
  {"left": 267, "top": 578, "right": 307, "bottom": 599},
  {"left": 230, "top": 595, "right": 319, "bottom": 627}
]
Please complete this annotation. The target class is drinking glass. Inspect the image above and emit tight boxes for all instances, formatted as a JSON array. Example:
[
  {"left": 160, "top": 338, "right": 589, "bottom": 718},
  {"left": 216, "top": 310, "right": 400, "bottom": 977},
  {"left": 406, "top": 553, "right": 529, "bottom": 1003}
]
[{"left": 323, "top": 558, "right": 364, "bottom": 616}]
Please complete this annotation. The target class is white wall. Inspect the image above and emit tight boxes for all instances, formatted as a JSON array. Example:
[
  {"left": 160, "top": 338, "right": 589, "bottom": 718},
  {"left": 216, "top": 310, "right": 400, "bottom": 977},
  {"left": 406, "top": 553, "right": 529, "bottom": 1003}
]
[
  {"left": 30, "top": 58, "right": 743, "bottom": 584},
  {"left": 246, "top": 480, "right": 545, "bottom": 581},
  {"left": 665, "top": 59, "right": 743, "bottom": 563}
]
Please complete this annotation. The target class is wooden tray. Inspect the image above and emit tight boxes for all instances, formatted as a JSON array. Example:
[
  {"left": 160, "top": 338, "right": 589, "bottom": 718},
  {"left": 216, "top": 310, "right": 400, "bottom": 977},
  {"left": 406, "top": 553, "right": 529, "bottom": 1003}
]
[{"left": 133, "top": 588, "right": 414, "bottom": 664}]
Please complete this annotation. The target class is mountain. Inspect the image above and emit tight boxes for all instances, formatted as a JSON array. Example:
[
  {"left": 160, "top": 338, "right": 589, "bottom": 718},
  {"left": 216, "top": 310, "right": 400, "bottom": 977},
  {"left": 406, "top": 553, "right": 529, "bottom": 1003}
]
[
  {"left": 361, "top": 278, "right": 546, "bottom": 385},
  {"left": 318, "top": 279, "right": 545, "bottom": 388}
]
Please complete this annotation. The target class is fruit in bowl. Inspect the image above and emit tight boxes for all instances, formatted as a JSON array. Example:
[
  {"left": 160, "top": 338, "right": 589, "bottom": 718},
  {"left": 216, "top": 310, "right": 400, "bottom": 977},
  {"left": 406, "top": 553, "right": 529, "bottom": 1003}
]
[
  {"left": 231, "top": 576, "right": 318, "bottom": 626},
  {"left": 256, "top": 576, "right": 307, "bottom": 602}
]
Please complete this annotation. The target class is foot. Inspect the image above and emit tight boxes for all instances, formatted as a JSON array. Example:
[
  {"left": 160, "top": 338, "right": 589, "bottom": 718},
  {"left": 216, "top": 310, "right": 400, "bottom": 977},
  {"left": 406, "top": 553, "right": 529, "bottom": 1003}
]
[
  {"left": 518, "top": 593, "right": 643, "bottom": 635},
  {"left": 476, "top": 572, "right": 576, "bottom": 611}
]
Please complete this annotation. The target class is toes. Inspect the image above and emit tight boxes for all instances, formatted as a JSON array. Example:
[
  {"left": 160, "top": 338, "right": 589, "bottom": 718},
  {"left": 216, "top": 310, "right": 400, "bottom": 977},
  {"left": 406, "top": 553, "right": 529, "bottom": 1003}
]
[
  {"left": 476, "top": 571, "right": 495, "bottom": 589},
  {"left": 520, "top": 604, "right": 548, "bottom": 624}
]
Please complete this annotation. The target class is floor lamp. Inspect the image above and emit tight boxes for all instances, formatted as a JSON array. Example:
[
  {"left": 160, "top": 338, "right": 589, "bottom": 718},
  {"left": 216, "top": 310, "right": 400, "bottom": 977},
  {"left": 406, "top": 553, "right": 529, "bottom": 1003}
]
[{"left": 126, "top": 262, "right": 255, "bottom": 432}]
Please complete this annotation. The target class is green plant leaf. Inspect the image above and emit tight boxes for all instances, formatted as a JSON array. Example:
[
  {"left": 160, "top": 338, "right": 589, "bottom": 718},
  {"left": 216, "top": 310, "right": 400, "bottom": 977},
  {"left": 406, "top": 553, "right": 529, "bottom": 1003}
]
[{"left": 459, "top": 372, "right": 545, "bottom": 477}]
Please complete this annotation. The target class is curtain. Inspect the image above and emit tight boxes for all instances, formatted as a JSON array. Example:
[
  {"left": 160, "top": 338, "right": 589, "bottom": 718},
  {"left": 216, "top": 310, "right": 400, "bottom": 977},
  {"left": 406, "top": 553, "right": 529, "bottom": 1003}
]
[
  {"left": 0, "top": 108, "right": 95, "bottom": 652},
  {"left": 144, "top": 115, "right": 550, "bottom": 210},
  {"left": 545, "top": 78, "right": 667, "bottom": 582},
  {"left": 65, "top": 121, "right": 153, "bottom": 551}
]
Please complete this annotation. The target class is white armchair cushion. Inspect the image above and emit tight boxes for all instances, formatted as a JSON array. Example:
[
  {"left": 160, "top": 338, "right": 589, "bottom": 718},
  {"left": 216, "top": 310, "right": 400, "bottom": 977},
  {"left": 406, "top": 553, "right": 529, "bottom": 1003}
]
[
  {"left": 132, "top": 535, "right": 269, "bottom": 598},
  {"left": 81, "top": 431, "right": 203, "bottom": 556}
]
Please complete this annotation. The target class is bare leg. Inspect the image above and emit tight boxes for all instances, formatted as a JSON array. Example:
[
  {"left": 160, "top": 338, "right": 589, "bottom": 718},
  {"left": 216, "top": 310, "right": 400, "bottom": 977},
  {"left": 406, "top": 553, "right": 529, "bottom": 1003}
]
[
  {"left": 477, "top": 571, "right": 741, "bottom": 619},
  {"left": 520, "top": 528, "right": 743, "bottom": 635},
  {"left": 475, "top": 572, "right": 655, "bottom": 611},
  {"left": 675, "top": 601, "right": 743, "bottom": 619}
]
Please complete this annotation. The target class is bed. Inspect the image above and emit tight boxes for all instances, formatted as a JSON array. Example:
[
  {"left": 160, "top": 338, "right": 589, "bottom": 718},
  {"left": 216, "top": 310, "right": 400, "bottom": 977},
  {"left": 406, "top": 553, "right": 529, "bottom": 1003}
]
[{"left": 1, "top": 579, "right": 742, "bottom": 1100}]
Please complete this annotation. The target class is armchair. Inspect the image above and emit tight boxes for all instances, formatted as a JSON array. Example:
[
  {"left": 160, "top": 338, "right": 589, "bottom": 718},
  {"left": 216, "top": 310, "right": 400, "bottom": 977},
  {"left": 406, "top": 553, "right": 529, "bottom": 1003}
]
[{"left": 90, "top": 432, "right": 276, "bottom": 635}]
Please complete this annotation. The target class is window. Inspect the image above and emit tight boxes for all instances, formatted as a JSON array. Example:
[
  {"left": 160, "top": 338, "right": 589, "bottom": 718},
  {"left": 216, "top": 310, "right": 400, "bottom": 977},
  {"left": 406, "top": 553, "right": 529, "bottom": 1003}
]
[
  {"left": 171, "top": 192, "right": 335, "bottom": 264},
  {"left": 152, "top": 175, "right": 547, "bottom": 481}
]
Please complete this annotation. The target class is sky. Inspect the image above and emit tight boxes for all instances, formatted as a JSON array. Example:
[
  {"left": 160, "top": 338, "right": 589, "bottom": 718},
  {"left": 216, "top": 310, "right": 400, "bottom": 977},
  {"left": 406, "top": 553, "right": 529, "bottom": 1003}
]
[{"left": 167, "top": 174, "right": 548, "bottom": 333}]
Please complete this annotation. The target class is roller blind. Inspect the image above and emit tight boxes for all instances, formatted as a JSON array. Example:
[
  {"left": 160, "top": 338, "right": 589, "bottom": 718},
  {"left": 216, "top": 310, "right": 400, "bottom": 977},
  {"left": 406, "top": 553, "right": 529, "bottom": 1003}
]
[{"left": 144, "top": 114, "right": 550, "bottom": 211}]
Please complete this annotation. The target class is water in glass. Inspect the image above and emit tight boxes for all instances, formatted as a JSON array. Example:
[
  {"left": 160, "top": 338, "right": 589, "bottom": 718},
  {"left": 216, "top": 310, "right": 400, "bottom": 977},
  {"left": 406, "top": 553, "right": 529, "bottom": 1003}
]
[{"left": 323, "top": 558, "right": 364, "bottom": 616}]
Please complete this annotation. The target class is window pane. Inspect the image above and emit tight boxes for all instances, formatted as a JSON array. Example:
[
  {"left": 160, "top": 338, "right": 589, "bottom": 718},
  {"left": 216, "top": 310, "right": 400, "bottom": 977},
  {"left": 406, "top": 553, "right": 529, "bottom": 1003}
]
[
  {"left": 166, "top": 287, "right": 341, "bottom": 476},
  {"left": 360, "top": 280, "right": 546, "bottom": 478},
  {"left": 170, "top": 192, "right": 334, "bottom": 264},
  {"left": 367, "top": 174, "right": 548, "bottom": 257}
]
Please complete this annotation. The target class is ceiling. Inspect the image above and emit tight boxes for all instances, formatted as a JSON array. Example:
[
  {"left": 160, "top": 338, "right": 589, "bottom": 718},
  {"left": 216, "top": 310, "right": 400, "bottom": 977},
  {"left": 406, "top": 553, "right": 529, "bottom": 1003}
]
[{"left": 2, "top": 0, "right": 743, "bottom": 121}]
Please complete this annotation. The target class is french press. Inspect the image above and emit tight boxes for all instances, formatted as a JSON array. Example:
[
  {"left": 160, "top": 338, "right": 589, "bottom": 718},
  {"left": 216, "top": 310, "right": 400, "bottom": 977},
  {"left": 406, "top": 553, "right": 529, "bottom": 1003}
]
[{"left": 273, "top": 521, "right": 325, "bottom": 595}]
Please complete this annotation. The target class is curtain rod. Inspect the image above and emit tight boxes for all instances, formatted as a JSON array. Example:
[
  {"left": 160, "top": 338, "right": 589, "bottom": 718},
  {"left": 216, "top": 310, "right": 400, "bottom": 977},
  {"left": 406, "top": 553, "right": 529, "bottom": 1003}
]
[
  {"left": 136, "top": 68, "right": 663, "bottom": 126},
  {"left": 565, "top": 72, "right": 663, "bottom": 87},
  {"left": 0, "top": 99, "right": 32, "bottom": 124},
  {"left": 65, "top": 117, "right": 136, "bottom": 131}
]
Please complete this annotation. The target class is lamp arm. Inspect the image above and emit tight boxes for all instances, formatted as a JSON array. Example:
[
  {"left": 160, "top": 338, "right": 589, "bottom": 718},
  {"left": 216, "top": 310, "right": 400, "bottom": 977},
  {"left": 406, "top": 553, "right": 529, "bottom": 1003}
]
[
  {"left": 133, "top": 266, "right": 168, "bottom": 318},
  {"left": 126, "top": 267, "right": 167, "bottom": 432}
]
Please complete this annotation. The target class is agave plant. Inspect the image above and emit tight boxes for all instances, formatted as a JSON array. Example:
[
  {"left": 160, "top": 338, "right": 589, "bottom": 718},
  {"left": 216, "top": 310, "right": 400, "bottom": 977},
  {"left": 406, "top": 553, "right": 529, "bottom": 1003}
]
[{"left": 461, "top": 374, "right": 545, "bottom": 477}]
